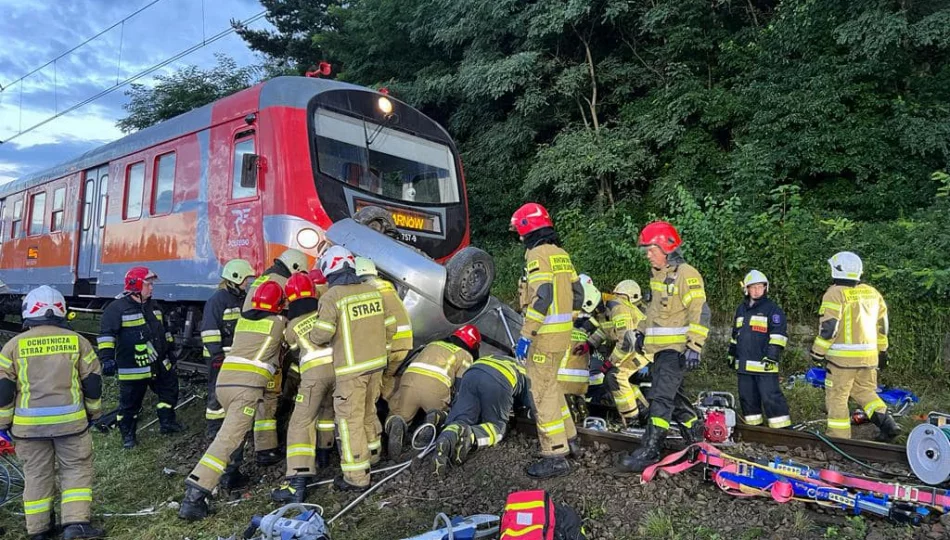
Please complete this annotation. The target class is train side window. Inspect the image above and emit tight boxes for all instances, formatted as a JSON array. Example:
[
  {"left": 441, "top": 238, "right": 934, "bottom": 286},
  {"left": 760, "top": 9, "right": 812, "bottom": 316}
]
[
  {"left": 124, "top": 163, "right": 145, "bottom": 220},
  {"left": 28, "top": 192, "right": 46, "bottom": 236},
  {"left": 98, "top": 175, "right": 109, "bottom": 228},
  {"left": 152, "top": 153, "right": 175, "bottom": 215},
  {"left": 231, "top": 136, "right": 256, "bottom": 200},
  {"left": 11, "top": 199, "right": 22, "bottom": 239},
  {"left": 51, "top": 187, "right": 66, "bottom": 232},
  {"left": 82, "top": 180, "right": 94, "bottom": 230}
]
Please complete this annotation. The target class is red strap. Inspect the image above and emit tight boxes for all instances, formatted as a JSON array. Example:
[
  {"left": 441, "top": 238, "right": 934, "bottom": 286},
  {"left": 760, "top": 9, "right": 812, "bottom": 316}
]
[
  {"left": 819, "top": 470, "right": 950, "bottom": 508},
  {"left": 641, "top": 443, "right": 726, "bottom": 483}
]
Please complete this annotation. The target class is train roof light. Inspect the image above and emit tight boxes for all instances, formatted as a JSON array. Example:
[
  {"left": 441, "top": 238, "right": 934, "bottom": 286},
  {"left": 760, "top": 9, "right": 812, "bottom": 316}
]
[{"left": 378, "top": 96, "right": 393, "bottom": 116}]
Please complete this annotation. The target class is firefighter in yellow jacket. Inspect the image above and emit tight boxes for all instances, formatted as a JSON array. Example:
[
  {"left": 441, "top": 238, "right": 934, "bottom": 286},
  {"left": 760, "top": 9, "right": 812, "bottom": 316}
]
[
  {"left": 0, "top": 286, "right": 104, "bottom": 540},
  {"left": 385, "top": 325, "right": 480, "bottom": 458},
  {"left": 271, "top": 273, "right": 337, "bottom": 504},
  {"left": 584, "top": 280, "right": 651, "bottom": 425},
  {"left": 309, "top": 246, "right": 395, "bottom": 491},
  {"left": 510, "top": 202, "right": 584, "bottom": 478},
  {"left": 810, "top": 252, "right": 900, "bottom": 441},
  {"left": 622, "top": 221, "right": 711, "bottom": 473},
  {"left": 179, "top": 282, "right": 288, "bottom": 521},
  {"left": 558, "top": 274, "right": 602, "bottom": 420}
]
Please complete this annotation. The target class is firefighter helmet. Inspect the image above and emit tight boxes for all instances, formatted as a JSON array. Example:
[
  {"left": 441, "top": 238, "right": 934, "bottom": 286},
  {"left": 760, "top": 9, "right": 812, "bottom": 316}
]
[
  {"left": 251, "top": 281, "right": 285, "bottom": 313},
  {"left": 285, "top": 273, "right": 316, "bottom": 303},
  {"left": 578, "top": 274, "right": 602, "bottom": 313},
  {"left": 309, "top": 269, "right": 327, "bottom": 286},
  {"left": 355, "top": 256, "right": 378, "bottom": 277},
  {"left": 319, "top": 245, "right": 356, "bottom": 277},
  {"left": 452, "top": 324, "right": 481, "bottom": 350},
  {"left": 613, "top": 280, "right": 642, "bottom": 303},
  {"left": 22, "top": 286, "right": 67, "bottom": 320},
  {"left": 638, "top": 221, "right": 682, "bottom": 254},
  {"left": 741, "top": 270, "right": 769, "bottom": 292},
  {"left": 277, "top": 248, "right": 309, "bottom": 273},
  {"left": 510, "top": 202, "right": 553, "bottom": 236},
  {"left": 829, "top": 251, "right": 863, "bottom": 281},
  {"left": 124, "top": 266, "right": 158, "bottom": 293},
  {"left": 221, "top": 259, "right": 255, "bottom": 286}
]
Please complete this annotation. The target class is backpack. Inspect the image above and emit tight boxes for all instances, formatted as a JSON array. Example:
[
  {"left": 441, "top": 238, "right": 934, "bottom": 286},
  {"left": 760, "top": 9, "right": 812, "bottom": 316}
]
[{"left": 499, "top": 490, "right": 587, "bottom": 540}]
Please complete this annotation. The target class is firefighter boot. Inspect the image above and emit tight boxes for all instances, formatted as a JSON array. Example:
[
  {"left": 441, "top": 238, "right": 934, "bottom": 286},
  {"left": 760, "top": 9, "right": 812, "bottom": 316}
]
[
  {"left": 316, "top": 448, "right": 331, "bottom": 469},
  {"left": 568, "top": 437, "right": 585, "bottom": 459},
  {"left": 333, "top": 476, "right": 369, "bottom": 492},
  {"left": 525, "top": 456, "right": 571, "bottom": 479},
  {"left": 620, "top": 423, "right": 667, "bottom": 473},
  {"left": 256, "top": 449, "right": 282, "bottom": 466},
  {"left": 219, "top": 462, "right": 249, "bottom": 492},
  {"left": 385, "top": 415, "right": 407, "bottom": 460},
  {"left": 417, "top": 410, "right": 446, "bottom": 447},
  {"left": 118, "top": 416, "right": 137, "bottom": 449},
  {"left": 871, "top": 412, "right": 902, "bottom": 442},
  {"left": 157, "top": 408, "right": 185, "bottom": 435},
  {"left": 62, "top": 523, "right": 105, "bottom": 540},
  {"left": 678, "top": 417, "right": 705, "bottom": 445},
  {"left": 271, "top": 476, "right": 309, "bottom": 504},
  {"left": 178, "top": 485, "right": 211, "bottom": 521},
  {"left": 29, "top": 532, "right": 53, "bottom": 540},
  {"left": 431, "top": 429, "right": 458, "bottom": 476},
  {"left": 450, "top": 425, "right": 474, "bottom": 466}
]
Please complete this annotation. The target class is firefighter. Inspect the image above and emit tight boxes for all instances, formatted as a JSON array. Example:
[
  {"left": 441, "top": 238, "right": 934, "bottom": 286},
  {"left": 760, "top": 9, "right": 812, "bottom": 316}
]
[
  {"left": 729, "top": 270, "right": 792, "bottom": 429},
  {"left": 98, "top": 267, "right": 182, "bottom": 450},
  {"left": 201, "top": 259, "right": 256, "bottom": 439},
  {"left": 559, "top": 274, "right": 603, "bottom": 420},
  {"left": 385, "top": 325, "right": 480, "bottom": 459},
  {"left": 0, "top": 287, "right": 104, "bottom": 540},
  {"left": 179, "top": 281, "right": 288, "bottom": 521},
  {"left": 271, "top": 273, "right": 337, "bottom": 504},
  {"left": 510, "top": 202, "right": 584, "bottom": 478},
  {"left": 308, "top": 246, "right": 395, "bottom": 491},
  {"left": 810, "top": 252, "right": 900, "bottom": 441},
  {"left": 430, "top": 355, "right": 531, "bottom": 475},
  {"left": 621, "top": 221, "right": 711, "bottom": 473},
  {"left": 242, "top": 248, "right": 309, "bottom": 311},
  {"left": 355, "top": 256, "right": 413, "bottom": 462},
  {"left": 583, "top": 280, "right": 651, "bottom": 425}
]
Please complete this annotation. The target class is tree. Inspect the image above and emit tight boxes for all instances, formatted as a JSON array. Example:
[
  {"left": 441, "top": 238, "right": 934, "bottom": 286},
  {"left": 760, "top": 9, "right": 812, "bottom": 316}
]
[
  {"left": 117, "top": 55, "right": 260, "bottom": 133},
  {"left": 232, "top": 0, "right": 343, "bottom": 73}
]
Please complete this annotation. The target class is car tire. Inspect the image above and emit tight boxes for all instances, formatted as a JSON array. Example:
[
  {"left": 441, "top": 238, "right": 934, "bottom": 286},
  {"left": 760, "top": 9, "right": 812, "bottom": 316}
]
[
  {"left": 353, "top": 206, "right": 399, "bottom": 240},
  {"left": 444, "top": 246, "right": 494, "bottom": 309}
]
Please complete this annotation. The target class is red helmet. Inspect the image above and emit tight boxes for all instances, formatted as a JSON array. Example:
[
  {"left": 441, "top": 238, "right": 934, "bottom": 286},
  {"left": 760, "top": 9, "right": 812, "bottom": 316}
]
[
  {"left": 638, "top": 221, "right": 682, "bottom": 254},
  {"left": 452, "top": 324, "right": 481, "bottom": 350},
  {"left": 309, "top": 269, "right": 327, "bottom": 286},
  {"left": 251, "top": 281, "right": 285, "bottom": 313},
  {"left": 285, "top": 273, "right": 316, "bottom": 303},
  {"left": 510, "top": 203, "right": 553, "bottom": 236},
  {"left": 124, "top": 266, "right": 158, "bottom": 293}
]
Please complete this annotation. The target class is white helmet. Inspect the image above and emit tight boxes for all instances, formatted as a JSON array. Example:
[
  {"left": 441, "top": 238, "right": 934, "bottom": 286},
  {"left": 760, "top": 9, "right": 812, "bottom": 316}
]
[
  {"left": 578, "top": 274, "right": 601, "bottom": 313},
  {"left": 277, "top": 248, "right": 309, "bottom": 273},
  {"left": 741, "top": 270, "right": 769, "bottom": 292},
  {"left": 221, "top": 259, "right": 256, "bottom": 286},
  {"left": 613, "top": 280, "right": 642, "bottom": 303},
  {"left": 319, "top": 245, "right": 356, "bottom": 277},
  {"left": 22, "top": 285, "right": 67, "bottom": 319},
  {"left": 828, "top": 251, "right": 863, "bottom": 281},
  {"left": 354, "top": 256, "right": 378, "bottom": 277}
]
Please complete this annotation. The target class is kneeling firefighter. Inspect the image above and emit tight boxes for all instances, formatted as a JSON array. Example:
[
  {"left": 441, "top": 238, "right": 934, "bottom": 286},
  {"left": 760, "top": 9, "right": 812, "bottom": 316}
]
[
  {"left": 0, "top": 286, "right": 104, "bottom": 540},
  {"left": 179, "top": 282, "right": 288, "bottom": 521},
  {"left": 384, "top": 325, "right": 480, "bottom": 458},
  {"left": 430, "top": 355, "right": 531, "bottom": 475}
]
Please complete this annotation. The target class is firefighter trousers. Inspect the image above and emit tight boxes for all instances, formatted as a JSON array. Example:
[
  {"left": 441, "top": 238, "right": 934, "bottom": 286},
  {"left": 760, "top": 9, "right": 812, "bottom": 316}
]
[
  {"left": 645, "top": 350, "right": 698, "bottom": 431},
  {"left": 387, "top": 372, "right": 451, "bottom": 425},
  {"left": 825, "top": 364, "right": 887, "bottom": 439},
  {"left": 607, "top": 355, "right": 650, "bottom": 420},
  {"left": 334, "top": 374, "right": 373, "bottom": 487},
  {"left": 738, "top": 373, "right": 791, "bottom": 428},
  {"left": 254, "top": 383, "right": 280, "bottom": 452},
  {"left": 525, "top": 344, "right": 574, "bottom": 457},
  {"left": 365, "top": 371, "right": 383, "bottom": 464},
  {"left": 17, "top": 430, "right": 94, "bottom": 535},
  {"left": 445, "top": 368, "right": 512, "bottom": 449},
  {"left": 285, "top": 365, "right": 335, "bottom": 478},
  {"left": 381, "top": 350, "right": 409, "bottom": 401},
  {"left": 118, "top": 360, "right": 179, "bottom": 424},
  {"left": 557, "top": 350, "right": 590, "bottom": 397},
  {"left": 187, "top": 386, "right": 261, "bottom": 492}
]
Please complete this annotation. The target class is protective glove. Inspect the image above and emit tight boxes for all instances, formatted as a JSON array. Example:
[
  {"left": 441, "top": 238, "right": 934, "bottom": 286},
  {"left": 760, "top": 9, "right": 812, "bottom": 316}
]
[
  {"left": 810, "top": 352, "right": 825, "bottom": 367},
  {"left": 878, "top": 350, "right": 888, "bottom": 371},
  {"left": 633, "top": 330, "right": 645, "bottom": 354},
  {"left": 599, "top": 359, "right": 615, "bottom": 374},
  {"left": 762, "top": 357, "right": 779, "bottom": 371},
  {"left": 727, "top": 343, "right": 737, "bottom": 360},
  {"left": 515, "top": 337, "right": 532, "bottom": 362},
  {"left": 572, "top": 341, "right": 591, "bottom": 356},
  {"left": 682, "top": 349, "right": 701, "bottom": 371},
  {"left": 101, "top": 359, "right": 117, "bottom": 377},
  {"left": 211, "top": 354, "right": 225, "bottom": 371}
]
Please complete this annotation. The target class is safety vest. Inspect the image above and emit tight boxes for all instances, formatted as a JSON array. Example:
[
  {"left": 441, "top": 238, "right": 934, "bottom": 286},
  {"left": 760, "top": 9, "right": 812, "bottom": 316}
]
[
  {"left": 309, "top": 283, "right": 392, "bottom": 381},
  {"left": 812, "top": 283, "right": 888, "bottom": 368},
  {"left": 639, "top": 262, "right": 710, "bottom": 355},
  {"left": 284, "top": 312, "right": 334, "bottom": 376},
  {"left": 519, "top": 244, "right": 580, "bottom": 353},
  {"left": 218, "top": 314, "right": 287, "bottom": 389},
  {"left": 404, "top": 341, "right": 472, "bottom": 388}
]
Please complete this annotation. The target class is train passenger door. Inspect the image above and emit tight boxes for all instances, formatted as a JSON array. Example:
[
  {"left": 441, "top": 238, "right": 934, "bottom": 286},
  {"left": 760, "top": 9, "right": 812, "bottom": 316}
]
[
  {"left": 224, "top": 129, "right": 264, "bottom": 267},
  {"left": 78, "top": 165, "right": 109, "bottom": 279}
]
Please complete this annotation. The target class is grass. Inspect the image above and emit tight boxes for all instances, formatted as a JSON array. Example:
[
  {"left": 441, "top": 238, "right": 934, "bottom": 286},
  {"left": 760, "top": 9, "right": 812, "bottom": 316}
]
[{"left": 637, "top": 508, "right": 678, "bottom": 539}]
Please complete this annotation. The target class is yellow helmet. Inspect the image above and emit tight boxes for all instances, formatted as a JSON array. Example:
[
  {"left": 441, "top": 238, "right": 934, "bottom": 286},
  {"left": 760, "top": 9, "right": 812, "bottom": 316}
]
[
  {"left": 355, "top": 256, "right": 378, "bottom": 277},
  {"left": 221, "top": 259, "right": 255, "bottom": 286},
  {"left": 613, "top": 280, "right": 642, "bottom": 303},
  {"left": 277, "top": 248, "right": 309, "bottom": 273}
]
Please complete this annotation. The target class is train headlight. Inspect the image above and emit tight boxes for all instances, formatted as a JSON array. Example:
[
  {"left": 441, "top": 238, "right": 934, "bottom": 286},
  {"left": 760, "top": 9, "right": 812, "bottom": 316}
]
[
  {"left": 297, "top": 228, "right": 321, "bottom": 249},
  {"left": 378, "top": 96, "right": 393, "bottom": 115}
]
